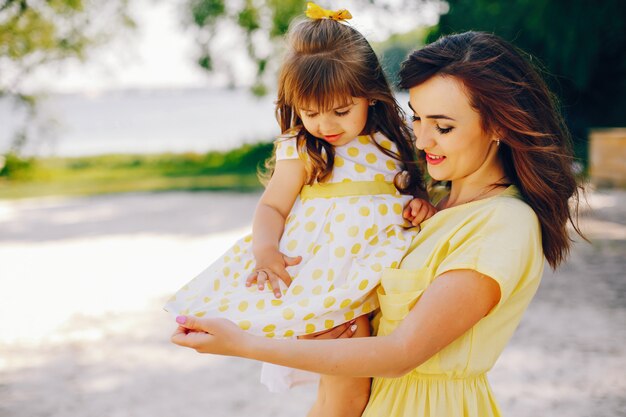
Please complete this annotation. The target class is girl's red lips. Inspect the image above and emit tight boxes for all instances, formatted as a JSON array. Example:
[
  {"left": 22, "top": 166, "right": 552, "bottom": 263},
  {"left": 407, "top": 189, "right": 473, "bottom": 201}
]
[{"left": 323, "top": 133, "right": 342, "bottom": 142}]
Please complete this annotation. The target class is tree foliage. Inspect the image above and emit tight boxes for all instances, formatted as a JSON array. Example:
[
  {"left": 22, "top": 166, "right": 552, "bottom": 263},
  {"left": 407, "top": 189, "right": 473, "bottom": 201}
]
[
  {"left": 428, "top": 0, "right": 626, "bottom": 160},
  {"left": 0, "top": 0, "right": 134, "bottom": 154},
  {"left": 184, "top": 0, "right": 437, "bottom": 95},
  {"left": 373, "top": 27, "right": 428, "bottom": 88},
  {"left": 185, "top": 0, "right": 305, "bottom": 95}
]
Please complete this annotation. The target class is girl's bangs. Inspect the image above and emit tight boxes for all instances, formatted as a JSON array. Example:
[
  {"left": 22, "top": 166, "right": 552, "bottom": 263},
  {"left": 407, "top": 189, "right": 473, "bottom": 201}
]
[{"left": 286, "top": 59, "right": 360, "bottom": 113}]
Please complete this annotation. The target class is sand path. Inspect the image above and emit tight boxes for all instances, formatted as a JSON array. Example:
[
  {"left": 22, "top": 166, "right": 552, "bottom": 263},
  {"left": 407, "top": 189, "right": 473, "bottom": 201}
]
[{"left": 0, "top": 190, "right": 624, "bottom": 417}]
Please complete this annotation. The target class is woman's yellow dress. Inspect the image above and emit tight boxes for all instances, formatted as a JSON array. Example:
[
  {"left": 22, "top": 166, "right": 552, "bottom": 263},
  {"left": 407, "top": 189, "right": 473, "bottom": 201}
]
[{"left": 363, "top": 186, "right": 544, "bottom": 417}]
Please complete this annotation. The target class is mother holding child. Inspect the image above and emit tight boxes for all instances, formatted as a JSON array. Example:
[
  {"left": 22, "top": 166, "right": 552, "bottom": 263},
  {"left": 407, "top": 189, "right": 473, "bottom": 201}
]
[{"left": 167, "top": 3, "right": 583, "bottom": 417}]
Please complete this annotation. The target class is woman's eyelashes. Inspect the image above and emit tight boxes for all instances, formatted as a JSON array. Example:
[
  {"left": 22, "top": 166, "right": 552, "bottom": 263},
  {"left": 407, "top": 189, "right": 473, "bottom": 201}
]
[
  {"left": 435, "top": 125, "right": 453, "bottom": 134},
  {"left": 411, "top": 115, "right": 453, "bottom": 134}
]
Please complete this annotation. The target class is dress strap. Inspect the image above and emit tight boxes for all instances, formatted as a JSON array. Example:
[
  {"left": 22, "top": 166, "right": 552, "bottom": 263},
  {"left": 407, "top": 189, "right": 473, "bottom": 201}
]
[{"left": 300, "top": 181, "right": 399, "bottom": 200}]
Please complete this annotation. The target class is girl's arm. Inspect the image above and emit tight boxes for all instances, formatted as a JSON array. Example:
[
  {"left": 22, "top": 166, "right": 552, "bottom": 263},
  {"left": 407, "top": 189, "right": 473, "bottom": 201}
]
[
  {"left": 248, "top": 158, "right": 307, "bottom": 297},
  {"left": 172, "top": 268, "right": 501, "bottom": 377}
]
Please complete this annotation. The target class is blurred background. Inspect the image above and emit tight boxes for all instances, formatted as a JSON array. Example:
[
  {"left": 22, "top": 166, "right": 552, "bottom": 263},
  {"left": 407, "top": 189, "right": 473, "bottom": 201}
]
[{"left": 1, "top": 1, "right": 625, "bottom": 416}]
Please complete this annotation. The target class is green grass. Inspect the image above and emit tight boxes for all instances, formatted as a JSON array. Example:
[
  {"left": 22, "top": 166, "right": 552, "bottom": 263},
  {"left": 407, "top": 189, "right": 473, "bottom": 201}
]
[{"left": 0, "top": 142, "right": 273, "bottom": 199}]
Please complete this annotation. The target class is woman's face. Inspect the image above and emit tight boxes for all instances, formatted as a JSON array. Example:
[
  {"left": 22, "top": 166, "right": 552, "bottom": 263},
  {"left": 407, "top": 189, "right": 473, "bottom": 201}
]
[{"left": 408, "top": 75, "right": 500, "bottom": 184}]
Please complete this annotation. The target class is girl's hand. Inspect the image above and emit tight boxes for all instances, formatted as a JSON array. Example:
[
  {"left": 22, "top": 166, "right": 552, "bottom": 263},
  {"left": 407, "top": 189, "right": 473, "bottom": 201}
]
[
  {"left": 246, "top": 247, "right": 302, "bottom": 298},
  {"left": 403, "top": 198, "right": 438, "bottom": 226},
  {"left": 171, "top": 315, "right": 250, "bottom": 356}
]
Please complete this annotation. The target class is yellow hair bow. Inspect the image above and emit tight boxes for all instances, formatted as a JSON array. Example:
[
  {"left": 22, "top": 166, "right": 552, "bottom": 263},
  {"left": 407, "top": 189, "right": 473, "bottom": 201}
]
[{"left": 305, "top": 2, "right": 352, "bottom": 21}]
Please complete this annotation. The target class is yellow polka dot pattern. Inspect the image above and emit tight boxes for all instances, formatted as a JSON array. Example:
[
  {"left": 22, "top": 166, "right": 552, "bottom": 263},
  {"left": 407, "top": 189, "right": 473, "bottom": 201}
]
[
  {"left": 163, "top": 133, "right": 416, "bottom": 338},
  {"left": 274, "top": 137, "right": 300, "bottom": 160}
]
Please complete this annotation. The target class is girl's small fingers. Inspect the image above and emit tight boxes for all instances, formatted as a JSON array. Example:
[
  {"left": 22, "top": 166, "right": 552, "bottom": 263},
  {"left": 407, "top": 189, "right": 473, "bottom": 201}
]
[
  {"left": 409, "top": 199, "right": 423, "bottom": 210},
  {"left": 402, "top": 205, "right": 412, "bottom": 219},
  {"left": 277, "top": 269, "right": 293, "bottom": 288},
  {"left": 283, "top": 255, "right": 302, "bottom": 267},
  {"left": 257, "top": 270, "right": 267, "bottom": 290},
  {"left": 266, "top": 271, "right": 283, "bottom": 298},
  {"left": 411, "top": 201, "right": 424, "bottom": 217},
  {"left": 418, "top": 202, "right": 429, "bottom": 216},
  {"left": 245, "top": 271, "right": 257, "bottom": 287},
  {"left": 412, "top": 204, "right": 429, "bottom": 225}
]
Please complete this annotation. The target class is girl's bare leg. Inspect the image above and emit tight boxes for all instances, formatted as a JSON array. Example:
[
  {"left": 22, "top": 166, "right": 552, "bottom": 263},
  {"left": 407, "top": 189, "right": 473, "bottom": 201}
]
[{"left": 305, "top": 314, "right": 371, "bottom": 417}]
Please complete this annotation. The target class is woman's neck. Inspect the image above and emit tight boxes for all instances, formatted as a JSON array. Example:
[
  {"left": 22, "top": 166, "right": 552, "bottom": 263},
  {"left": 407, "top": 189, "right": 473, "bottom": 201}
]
[{"left": 440, "top": 163, "right": 509, "bottom": 210}]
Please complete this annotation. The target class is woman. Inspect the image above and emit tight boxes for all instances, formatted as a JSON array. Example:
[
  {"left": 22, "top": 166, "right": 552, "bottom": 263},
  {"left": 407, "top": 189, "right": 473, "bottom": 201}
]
[{"left": 170, "top": 31, "right": 583, "bottom": 416}]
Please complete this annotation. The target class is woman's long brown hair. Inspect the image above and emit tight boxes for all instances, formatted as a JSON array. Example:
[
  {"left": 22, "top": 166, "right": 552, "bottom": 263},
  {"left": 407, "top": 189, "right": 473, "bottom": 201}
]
[
  {"left": 399, "top": 31, "right": 584, "bottom": 269},
  {"left": 272, "top": 18, "right": 424, "bottom": 196}
]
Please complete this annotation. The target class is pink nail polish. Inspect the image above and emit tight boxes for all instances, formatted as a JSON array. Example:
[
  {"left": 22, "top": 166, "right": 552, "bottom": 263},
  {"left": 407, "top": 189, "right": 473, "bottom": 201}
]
[{"left": 176, "top": 315, "right": 187, "bottom": 324}]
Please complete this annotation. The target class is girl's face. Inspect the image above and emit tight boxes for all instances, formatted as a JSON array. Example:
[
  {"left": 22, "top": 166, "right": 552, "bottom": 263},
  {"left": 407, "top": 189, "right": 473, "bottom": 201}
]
[
  {"left": 298, "top": 97, "right": 369, "bottom": 146},
  {"left": 408, "top": 75, "right": 500, "bottom": 184}
]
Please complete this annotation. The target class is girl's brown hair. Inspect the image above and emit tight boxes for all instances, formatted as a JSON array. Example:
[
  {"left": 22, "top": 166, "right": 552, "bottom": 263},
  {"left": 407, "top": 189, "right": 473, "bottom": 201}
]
[
  {"left": 399, "top": 31, "right": 583, "bottom": 268},
  {"left": 273, "top": 18, "right": 424, "bottom": 196}
]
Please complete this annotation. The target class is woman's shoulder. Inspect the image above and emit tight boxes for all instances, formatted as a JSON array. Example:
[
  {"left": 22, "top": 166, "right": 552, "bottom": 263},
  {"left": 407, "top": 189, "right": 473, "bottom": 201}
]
[
  {"left": 470, "top": 186, "right": 541, "bottom": 237},
  {"left": 489, "top": 187, "right": 537, "bottom": 221}
]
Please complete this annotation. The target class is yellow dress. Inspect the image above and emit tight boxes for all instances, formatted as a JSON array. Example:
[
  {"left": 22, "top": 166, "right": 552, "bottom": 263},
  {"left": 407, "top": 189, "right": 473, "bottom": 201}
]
[
  {"left": 164, "top": 133, "right": 413, "bottom": 338},
  {"left": 363, "top": 186, "right": 544, "bottom": 417}
]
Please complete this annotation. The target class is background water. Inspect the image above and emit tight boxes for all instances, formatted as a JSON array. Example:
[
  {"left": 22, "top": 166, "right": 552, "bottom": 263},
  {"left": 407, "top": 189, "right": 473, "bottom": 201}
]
[
  {"left": 0, "top": 88, "right": 280, "bottom": 156},
  {"left": 0, "top": 88, "right": 410, "bottom": 157}
]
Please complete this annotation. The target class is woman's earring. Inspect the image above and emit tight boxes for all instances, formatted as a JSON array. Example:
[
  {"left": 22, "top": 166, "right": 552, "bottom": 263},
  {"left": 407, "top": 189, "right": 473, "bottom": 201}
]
[
  {"left": 495, "top": 139, "right": 501, "bottom": 146},
  {"left": 369, "top": 99, "right": 377, "bottom": 106}
]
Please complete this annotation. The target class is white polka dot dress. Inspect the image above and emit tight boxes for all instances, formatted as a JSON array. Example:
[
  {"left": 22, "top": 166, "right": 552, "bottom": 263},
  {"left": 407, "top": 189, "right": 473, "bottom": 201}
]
[{"left": 164, "top": 133, "right": 414, "bottom": 338}]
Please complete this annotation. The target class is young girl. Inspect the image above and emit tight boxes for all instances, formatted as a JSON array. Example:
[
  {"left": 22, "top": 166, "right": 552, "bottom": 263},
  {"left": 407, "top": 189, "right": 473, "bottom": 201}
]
[{"left": 165, "top": 3, "right": 433, "bottom": 415}]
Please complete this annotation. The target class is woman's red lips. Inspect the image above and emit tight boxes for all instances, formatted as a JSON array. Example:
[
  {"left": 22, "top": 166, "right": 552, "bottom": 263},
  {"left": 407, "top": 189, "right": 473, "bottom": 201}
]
[{"left": 425, "top": 153, "right": 446, "bottom": 165}]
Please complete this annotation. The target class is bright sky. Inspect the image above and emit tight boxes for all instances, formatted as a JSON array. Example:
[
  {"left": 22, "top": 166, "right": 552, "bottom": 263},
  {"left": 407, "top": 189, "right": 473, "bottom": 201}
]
[{"left": 23, "top": 0, "right": 442, "bottom": 94}]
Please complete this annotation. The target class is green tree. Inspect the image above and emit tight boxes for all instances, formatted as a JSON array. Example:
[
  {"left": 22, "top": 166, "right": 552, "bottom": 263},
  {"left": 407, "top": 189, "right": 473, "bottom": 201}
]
[
  {"left": 373, "top": 27, "right": 429, "bottom": 88},
  {"left": 427, "top": 0, "right": 626, "bottom": 162},
  {"left": 0, "top": 0, "right": 134, "bottom": 155},
  {"left": 184, "top": 0, "right": 438, "bottom": 95}
]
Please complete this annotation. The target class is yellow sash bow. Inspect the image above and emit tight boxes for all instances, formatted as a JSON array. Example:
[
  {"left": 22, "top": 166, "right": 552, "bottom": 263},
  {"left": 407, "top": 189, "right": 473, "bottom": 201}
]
[
  {"left": 305, "top": 2, "right": 352, "bottom": 21},
  {"left": 300, "top": 180, "right": 398, "bottom": 200}
]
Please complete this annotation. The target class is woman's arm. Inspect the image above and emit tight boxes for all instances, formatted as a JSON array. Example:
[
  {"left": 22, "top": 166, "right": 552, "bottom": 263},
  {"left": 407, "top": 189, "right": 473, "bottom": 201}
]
[
  {"left": 172, "top": 268, "right": 501, "bottom": 377},
  {"left": 247, "top": 158, "right": 306, "bottom": 296}
]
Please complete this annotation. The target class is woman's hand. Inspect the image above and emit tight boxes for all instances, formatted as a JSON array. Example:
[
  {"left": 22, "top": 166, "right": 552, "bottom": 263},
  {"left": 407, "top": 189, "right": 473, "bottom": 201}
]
[
  {"left": 298, "top": 319, "right": 358, "bottom": 340},
  {"left": 171, "top": 315, "right": 251, "bottom": 356},
  {"left": 171, "top": 315, "right": 359, "bottom": 355},
  {"left": 246, "top": 247, "right": 301, "bottom": 298},
  {"left": 403, "top": 198, "right": 438, "bottom": 226}
]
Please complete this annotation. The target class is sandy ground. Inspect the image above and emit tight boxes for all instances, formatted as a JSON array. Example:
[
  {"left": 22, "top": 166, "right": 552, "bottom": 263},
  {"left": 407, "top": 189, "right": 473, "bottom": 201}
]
[{"left": 0, "top": 189, "right": 625, "bottom": 417}]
